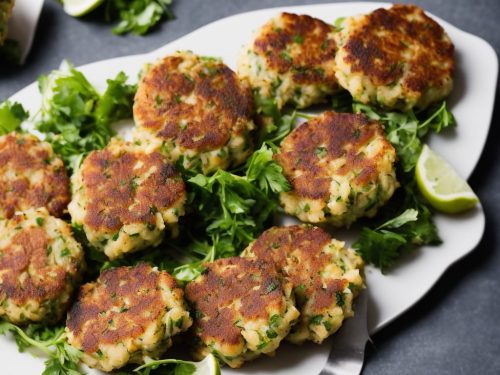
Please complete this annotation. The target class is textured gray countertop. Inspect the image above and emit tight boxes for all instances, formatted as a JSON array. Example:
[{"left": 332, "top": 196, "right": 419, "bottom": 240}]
[{"left": 1, "top": 0, "right": 499, "bottom": 374}]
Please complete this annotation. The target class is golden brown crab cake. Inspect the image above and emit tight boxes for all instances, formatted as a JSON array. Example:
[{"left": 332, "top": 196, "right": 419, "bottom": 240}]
[
  {"left": 0, "top": 132, "right": 70, "bottom": 220},
  {"left": 66, "top": 263, "right": 192, "bottom": 372},
  {"left": 0, "top": 0, "right": 15, "bottom": 45},
  {"left": 334, "top": 4, "right": 454, "bottom": 111},
  {"left": 68, "top": 138, "right": 186, "bottom": 260},
  {"left": 133, "top": 51, "right": 255, "bottom": 174},
  {"left": 275, "top": 111, "right": 398, "bottom": 227},
  {"left": 0, "top": 208, "right": 84, "bottom": 325},
  {"left": 185, "top": 257, "right": 299, "bottom": 368},
  {"left": 242, "top": 225, "right": 363, "bottom": 344},
  {"left": 238, "top": 12, "right": 341, "bottom": 110}
]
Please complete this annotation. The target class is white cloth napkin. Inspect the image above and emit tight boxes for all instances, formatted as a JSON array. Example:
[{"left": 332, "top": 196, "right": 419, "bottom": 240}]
[{"left": 7, "top": 0, "right": 44, "bottom": 64}]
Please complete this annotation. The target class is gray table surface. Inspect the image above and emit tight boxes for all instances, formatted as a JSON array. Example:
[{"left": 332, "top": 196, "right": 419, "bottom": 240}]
[{"left": 1, "top": 0, "right": 499, "bottom": 374}]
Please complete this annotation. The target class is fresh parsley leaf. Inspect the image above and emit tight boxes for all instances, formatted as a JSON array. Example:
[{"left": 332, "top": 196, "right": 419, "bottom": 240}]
[
  {"left": 0, "top": 321, "right": 84, "bottom": 374},
  {"left": 375, "top": 208, "right": 418, "bottom": 230},
  {"left": 245, "top": 144, "right": 291, "bottom": 194},
  {"left": 353, "top": 179, "right": 441, "bottom": 273},
  {"left": 0, "top": 101, "right": 29, "bottom": 135},
  {"left": 108, "top": 0, "right": 175, "bottom": 36},
  {"left": 36, "top": 61, "right": 135, "bottom": 171},
  {"left": 353, "top": 227, "right": 407, "bottom": 272},
  {"left": 253, "top": 89, "right": 296, "bottom": 145},
  {"left": 354, "top": 101, "right": 455, "bottom": 172}
]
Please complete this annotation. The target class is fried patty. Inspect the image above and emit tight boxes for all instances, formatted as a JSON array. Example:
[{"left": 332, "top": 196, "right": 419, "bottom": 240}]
[
  {"left": 68, "top": 138, "right": 186, "bottom": 260},
  {"left": 242, "top": 225, "right": 363, "bottom": 344},
  {"left": 335, "top": 4, "right": 454, "bottom": 110},
  {"left": 66, "top": 263, "right": 192, "bottom": 372},
  {"left": 238, "top": 12, "right": 341, "bottom": 110},
  {"left": 275, "top": 111, "right": 398, "bottom": 226},
  {"left": 133, "top": 51, "right": 255, "bottom": 174},
  {"left": 185, "top": 257, "right": 299, "bottom": 368},
  {"left": 0, "top": 208, "right": 84, "bottom": 324},
  {"left": 0, "top": 132, "right": 70, "bottom": 219},
  {"left": 0, "top": 0, "right": 15, "bottom": 45}
]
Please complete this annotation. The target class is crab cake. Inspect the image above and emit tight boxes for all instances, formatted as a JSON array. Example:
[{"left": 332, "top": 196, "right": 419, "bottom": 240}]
[
  {"left": 66, "top": 263, "right": 192, "bottom": 372},
  {"left": 0, "top": 132, "right": 70, "bottom": 220},
  {"left": 0, "top": 0, "right": 15, "bottom": 46},
  {"left": 238, "top": 12, "right": 341, "bottom": 110},
  {"left": 275, "top": 111, "right": 398, "bottom": 226},
  {"left": 334, "top": 4, "right": 454, "bottom": 111},
  {"left": 185, "top": 257, "right": 299, "bottom": 368},
  {"left": 68, "top": 138, "right": 186, "bottom": 260},
  {"left": 133, "top": 51, "right": 255, "bottom": 174},
  {"left": 0, "top": 208, "right": 84, "bottom": 325},
  {"left": 242, "top": 225, "right": 363, "bottom": 344}
]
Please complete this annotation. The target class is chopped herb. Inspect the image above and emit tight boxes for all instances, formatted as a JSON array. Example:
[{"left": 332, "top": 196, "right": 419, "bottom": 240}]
[
  {"left": 309, "top": 315, "right": 323, "bottom": 325},
  {"left": 266, "top": 281, "right": 279, "bottom": 293},
  {"left": 266, "top": 329, "right": 278, "bottom": 338},
  {"left": 35, "top": 217, "right": 45, "bottom": 227},
  {"left": 293, "top": 35, "right": 304, "bottom": 44},
  {"left": 315, "top": 146, "right": 327, "bottom": 158},
  {"left": 323, "top": 320, "right": 333, "bottom": 331},
  {"left": 336, "top": 291, "right": 345, "bottom": 307}
]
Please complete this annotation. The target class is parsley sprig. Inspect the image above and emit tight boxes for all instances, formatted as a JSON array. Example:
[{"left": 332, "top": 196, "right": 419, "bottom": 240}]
[
  {"left": 0, "top": 101, "right": 29, "bottom": 135},
  {"left": 36, "top": 61, "right": 136, "bottom": 170},
  {"left": 0, "top": 321, "right": 84, "bottom": 375},
  {"left": 107, "top": 0, "right": 174, "bottom": 35}
]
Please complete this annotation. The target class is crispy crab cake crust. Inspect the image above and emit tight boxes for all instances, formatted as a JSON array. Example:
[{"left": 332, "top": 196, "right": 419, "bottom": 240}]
[
  {"left": 66, "top": 263, "right": 192, "bottom": 372},
  {"left": 133, "top": 51, "right": 255, "bottom": 174},
  {"left": 275, "top": 111, "right": 398, "bottom": 226},
  {"left": 68, "top": 138, "right": 186, "bottom": 260},
  {"left": 242, "top": 225, "right": 363, "bottom": 344},
  {"left": 335, "top": 4, "right": 454, "bottom": 110},
  {"left": 185, "top": 257, "right": 299, "bottom": 368},
  {"left": 0, "top": 208, "right": 84, "bottom": 324},
  {"left": 0, "top": 132, "right": 70, "bottom": 219},
  {"left": 238, "top": 12, "right": 341, "bottom": 110}
]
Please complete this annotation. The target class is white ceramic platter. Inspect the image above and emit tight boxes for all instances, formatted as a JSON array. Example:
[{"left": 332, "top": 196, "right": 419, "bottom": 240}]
[{"left": 2, "top": 2, "right": 497, "bottom": 374}]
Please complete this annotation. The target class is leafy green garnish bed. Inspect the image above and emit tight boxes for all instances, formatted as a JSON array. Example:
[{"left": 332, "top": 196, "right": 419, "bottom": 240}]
[{"left": 0, "top": 62, "right": 455, "bottom": 373}]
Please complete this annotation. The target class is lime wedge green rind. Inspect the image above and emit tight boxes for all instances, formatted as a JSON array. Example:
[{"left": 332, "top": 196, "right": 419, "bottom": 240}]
[
  {"left": 62, "top": 0, "right": 104, "bottom": 17},
  {"left": 192, "top": 353, "right": 221, "bottom": 375},
  {"left": 415, "top": 144, "right": 479, "bottom": 214}
]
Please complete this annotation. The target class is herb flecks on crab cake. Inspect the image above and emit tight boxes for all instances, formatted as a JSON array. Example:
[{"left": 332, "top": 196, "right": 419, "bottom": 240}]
[
  {"left": 238, "top": 12, "right": 341, "bottom": 111},
  {"left": 0, "top": 208, "right": 84, "bottom": 325},
  {"left": 66, "top": 263, "right": 192, "bottom": 372},
  {"left": 133, "top": 51, "right": 255, "bottom": 174},
  {"left": 185, "top": 257, "right": 299, "bottom": 368},
  {"left": 68, "top": 138, "right": 186, "bottom": 260},
  {"left": 0, "top": 132, "right": 70, "bottom": 220},
  {"left": 243, "top": 225, "right": 364, "bottom": 344},
  {"left": 275, "top": 111, "right": 398, "bottom": 227},
  {"left": 334, "top": 4, "right": 454, "bottom": 111}
]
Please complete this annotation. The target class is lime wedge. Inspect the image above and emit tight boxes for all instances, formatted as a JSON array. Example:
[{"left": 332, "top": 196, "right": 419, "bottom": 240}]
[
  {"left": 62, "top": 0, "right": 104, "bottom": 17},
  {"left": 416, "top": 145, "right": 479, "bottom": 213},
  {"left": 192, "top": 354, "right": 221, "bottom": 375}
]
